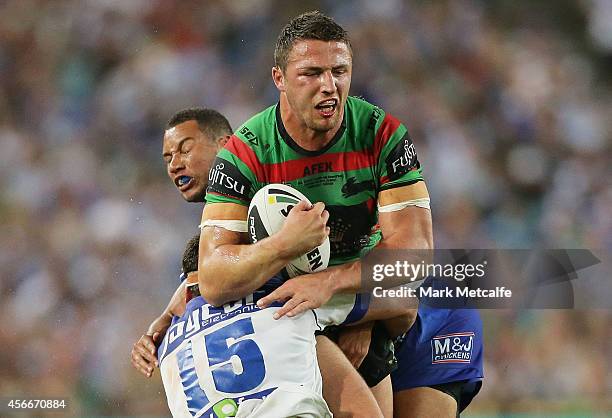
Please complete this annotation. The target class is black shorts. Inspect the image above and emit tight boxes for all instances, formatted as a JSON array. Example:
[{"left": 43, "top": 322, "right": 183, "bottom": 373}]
[
  {"left": 429, "top": 379, "right": 482, "bottom": 416},
  {"left": 316, "top": 321, "right": 397, "bottom": 387}
]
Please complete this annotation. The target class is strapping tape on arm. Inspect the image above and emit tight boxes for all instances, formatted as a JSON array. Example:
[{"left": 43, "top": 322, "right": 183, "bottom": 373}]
[
  {"left": 378, "top": 198, "right": 430, "bottom": 213},
  {"left": 198, "top": 219, "right": 248, "bottom": 233}
]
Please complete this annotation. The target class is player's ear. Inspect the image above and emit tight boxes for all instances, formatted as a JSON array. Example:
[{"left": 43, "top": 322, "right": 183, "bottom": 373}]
[
  {"left": 272, "top": 66, "right": 286, "bottom": 92},
  {"left": 216, "top": 135, "right": 230, "bottom": 149}
]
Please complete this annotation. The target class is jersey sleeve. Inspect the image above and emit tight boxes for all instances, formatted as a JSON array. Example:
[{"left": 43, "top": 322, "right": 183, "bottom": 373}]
[
  {"left": 374, "top": 113, "right": 424, "bottom": 191},
  {"left": 205, "top": 135, "right": 261, "bottom": 206},
  {"left": 314, "top": 293, "right": 371, "bottom": 329}
]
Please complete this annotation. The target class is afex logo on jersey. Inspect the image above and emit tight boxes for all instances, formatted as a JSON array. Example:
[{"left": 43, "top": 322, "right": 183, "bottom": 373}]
[
  {"left": 303, "top": 161, "right": 332, "bottom": 176},
  {"left": 431, "top": 332, "right": 474, "bottom": 364}
]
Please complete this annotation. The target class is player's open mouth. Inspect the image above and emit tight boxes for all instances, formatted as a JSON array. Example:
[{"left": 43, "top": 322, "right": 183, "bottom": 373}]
[
  {"left": 175, "top": 175, "right": 194, "bottom": 191},
  {"left": 315, "top": 99, "right": 337, "bottom": 118}
]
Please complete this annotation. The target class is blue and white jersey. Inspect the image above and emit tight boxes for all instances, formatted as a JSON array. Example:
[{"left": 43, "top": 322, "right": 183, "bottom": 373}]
[{"left": 158, "top": 279, "right": 364, "bottom": 418}]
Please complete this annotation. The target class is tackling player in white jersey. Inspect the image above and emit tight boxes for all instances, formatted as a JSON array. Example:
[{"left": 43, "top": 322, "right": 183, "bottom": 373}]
[{"left": 159, "top": 234, "right": 412, "bottom": 417}]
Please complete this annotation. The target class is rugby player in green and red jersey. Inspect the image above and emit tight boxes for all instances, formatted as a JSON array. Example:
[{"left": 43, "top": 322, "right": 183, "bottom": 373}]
[
  {"left": 131, "top": 107, "right": 401, "bottom": 417},
  {"left": 198, "top": 11, "right": 438, "bottom": 417}
]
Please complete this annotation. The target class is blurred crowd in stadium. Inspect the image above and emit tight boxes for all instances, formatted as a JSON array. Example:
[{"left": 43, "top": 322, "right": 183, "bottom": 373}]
[{"left": 0, "top": 0, "right": 609, "bottom": 416}]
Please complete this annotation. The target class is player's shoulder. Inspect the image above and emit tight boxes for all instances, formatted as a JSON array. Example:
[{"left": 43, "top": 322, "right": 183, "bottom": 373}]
[
  {"left": 347, "top": 95, "right": 402, "bottom": 130},
  {"left": 223, "top": 104, "right": 282, "bottom": 166},
  {"left": 233, "top": 104, "right": 277, "bottom": 149},
  {"left": 346, "top": 95, "right": 381, "bottom": 124},
  {"left": 346, "top": 95, "right": 382, "bottom": 115},
  {"left": 346, "top": 96, "right": 404, "bottom": 146}
]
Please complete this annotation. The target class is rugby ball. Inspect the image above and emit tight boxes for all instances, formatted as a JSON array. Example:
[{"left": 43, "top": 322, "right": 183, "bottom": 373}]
[{"left": 247, "top": 184, "right": 330, "bottom": 278}]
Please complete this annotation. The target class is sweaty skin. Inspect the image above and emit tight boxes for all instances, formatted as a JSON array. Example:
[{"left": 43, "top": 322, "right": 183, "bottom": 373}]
[
  {"left": 199, "top": 39, "right": 432, "bottom": 311},
  {"left": 197, "top": 37, "right": 431, "bottom": 418},
  {"left": 136, "top": 36, "right": 432, "bottom": 418}
]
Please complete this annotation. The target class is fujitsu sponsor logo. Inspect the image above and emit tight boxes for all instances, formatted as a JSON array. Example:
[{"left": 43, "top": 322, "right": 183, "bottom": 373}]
[
  {"left": 390, "top": 140, "right": 417, "bottom": 174},
  {"left": 208, "top": 162, "right": 245, "bottom": 195}
]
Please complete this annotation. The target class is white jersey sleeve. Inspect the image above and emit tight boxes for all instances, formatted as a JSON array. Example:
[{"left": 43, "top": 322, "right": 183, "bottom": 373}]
[{"left": 314, "top": 293, "right": 370, "bottom": 330}]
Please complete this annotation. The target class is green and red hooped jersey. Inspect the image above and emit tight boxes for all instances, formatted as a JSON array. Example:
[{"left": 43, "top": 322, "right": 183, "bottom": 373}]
[{"left": 206, "top": 96, "right": 424, "bottom": 266}]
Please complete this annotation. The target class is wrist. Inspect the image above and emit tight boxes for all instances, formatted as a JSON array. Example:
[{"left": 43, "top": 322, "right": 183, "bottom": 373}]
[
  {"left": 147, "top": 313, "right": 172, "bottom": 335},
  {"left": 265, "top": 233, "right": 300, "bottom": 261},
  {"left": 326, "top": 261, "right": 361, "bottom": 294},
  {"left": 323, "top": 269, "right": 338, "bottom": 295}
]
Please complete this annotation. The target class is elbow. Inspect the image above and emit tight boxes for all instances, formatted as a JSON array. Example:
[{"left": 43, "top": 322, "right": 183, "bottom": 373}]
[
  {"left": 197, "top": 269, "right": 228, "bottom": 307},
  {"left": 397, "top": 307, "right": 418, "bottom": 331},
  {"left": 414, "top": 233, "right": 433, "bottom": 251},
  {"left": 199, "top": 285, "right": 228, "bottom": 307},
  {"left": 385, "top": 307, "right": 418, "bottom": 338},
  {"left": 197, "top": 256, "right": 227, "bottom": 307}
]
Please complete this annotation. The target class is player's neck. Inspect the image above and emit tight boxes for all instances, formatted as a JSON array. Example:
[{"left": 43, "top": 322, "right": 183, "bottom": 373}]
[{"left": 279, "top": 96, "right": 341, "bottom": 151}]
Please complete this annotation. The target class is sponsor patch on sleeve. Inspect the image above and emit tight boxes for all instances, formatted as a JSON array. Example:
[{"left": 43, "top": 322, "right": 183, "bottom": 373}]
[
  {"left": 384, "top": 132, "right": 420, "bottom": 181},
  {"left": 431, "top": 332, "right": 474, "bottom": 364},
  {"left": 207, "top": 157, "right": 252, "bottom": 201}
]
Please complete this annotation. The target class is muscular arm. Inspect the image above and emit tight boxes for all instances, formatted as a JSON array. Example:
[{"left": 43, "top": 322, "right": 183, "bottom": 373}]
[
  {"left": 354, "top": 287, "right": 419, "bottom": 338},
  {"left": 258, "top": 182, "right": 432, "bottom": 316},
  {"left": 145, "top": 279, "right": 188, "bottom": 339},
  {"left": 131, "top": 280, "right": 187, "bottom": 377},
  {"left": 198, "top": 201, "right": 329, "bottom": 306},
  {"left": 161, "top": 281, "right": 188, "bottom": 321}
]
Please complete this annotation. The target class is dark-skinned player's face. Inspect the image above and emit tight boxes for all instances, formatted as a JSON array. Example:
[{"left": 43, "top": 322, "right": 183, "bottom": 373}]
[
  {"left": 162, "top": 120, "right": 219, "bottom": 202},
  {"left": 274, "top": 39, "right": 352, "bottom": 133}
]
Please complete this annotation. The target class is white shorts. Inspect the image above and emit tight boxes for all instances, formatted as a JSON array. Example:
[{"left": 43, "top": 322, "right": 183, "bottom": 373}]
[{"left": 235, "top": 384, "right": 332, "bottom": 418}]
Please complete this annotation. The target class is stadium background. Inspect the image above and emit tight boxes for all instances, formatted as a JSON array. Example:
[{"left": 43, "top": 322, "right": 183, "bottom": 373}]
[{"left": 0, "top": 0, "right": 610, "bottom": 416}]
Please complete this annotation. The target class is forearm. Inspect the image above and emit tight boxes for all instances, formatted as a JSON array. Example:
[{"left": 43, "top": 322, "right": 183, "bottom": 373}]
[
  {"left": 167, "top": 281, "right": 187, "bottom": 317},
  {"left": 199, "top": 233, "right": 295, "bottom": 306},
  {"left": 353, "top": 287, "right": 419, "bottom": 337},
  {"left": 326, "top": 251, "right": 433, "bottom": 295},
  {"left": 145, "top": 281, "right": 187, "bottom": 336},
  {"left": 146, "top": 312, "right": 173, "bottom": 336},
  {"left": 198, "top": 200, "right": 330, "bottom": 306},
  {"left": 325, "top": 261, "right": 362, "bottom": 294}
]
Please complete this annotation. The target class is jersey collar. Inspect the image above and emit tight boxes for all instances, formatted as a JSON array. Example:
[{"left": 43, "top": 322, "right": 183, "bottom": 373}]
[{"left": 275, "top": 103, "right": 346, "bottom": 157}]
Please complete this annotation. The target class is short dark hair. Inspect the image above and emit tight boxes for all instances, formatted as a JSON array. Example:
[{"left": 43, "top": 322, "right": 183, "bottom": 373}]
[
  {"left": 181, "top": 233, "right": 200, "bottom": 274},
  {"left": 274, "top": 11, "right": 352, "bottom": 71},
  {"left": 166, "top": 107, "right": 232, "bottom": 141}
]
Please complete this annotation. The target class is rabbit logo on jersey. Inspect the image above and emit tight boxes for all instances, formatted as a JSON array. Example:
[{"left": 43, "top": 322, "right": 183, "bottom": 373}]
[{"left": 431, "top": 332, "right": 474, "bottom": 364}]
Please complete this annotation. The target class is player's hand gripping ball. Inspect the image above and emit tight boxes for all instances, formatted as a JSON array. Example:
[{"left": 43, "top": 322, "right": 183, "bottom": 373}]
[{"left": 247, "top": 184, "right": 330, "bottom": 277}]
